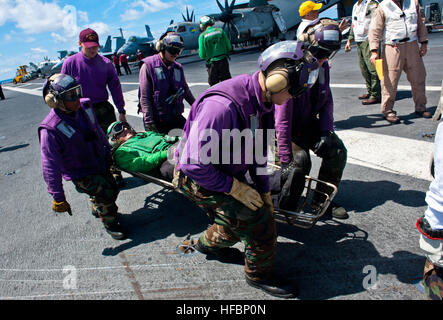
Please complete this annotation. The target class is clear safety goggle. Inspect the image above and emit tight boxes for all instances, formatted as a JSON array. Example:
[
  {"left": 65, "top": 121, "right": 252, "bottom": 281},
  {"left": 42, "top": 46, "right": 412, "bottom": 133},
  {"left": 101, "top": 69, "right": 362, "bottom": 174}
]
[
  {"left": 308, "top": 44, "right": 338, "bottom": 61},
  {"left": 59, "top": 85, "right": 82, "bottom": 102},
  {"left": 165, "top": 45, "right": 183, "bottom": 56},
  {"left": 111, "top": 122, "right": 132, "bottom": 138}
]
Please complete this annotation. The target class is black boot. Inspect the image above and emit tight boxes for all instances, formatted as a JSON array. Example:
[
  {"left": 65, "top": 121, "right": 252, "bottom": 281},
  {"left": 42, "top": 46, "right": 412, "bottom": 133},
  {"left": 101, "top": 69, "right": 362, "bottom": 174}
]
[
  {"left": 104, "top": 222, "right": 127, "bottom": 240},
  {"left": 245, "top": 274, "right": 299, "bottom": 299},
  {"left": 195, "top": 239, "right": 243, "bottom": 264},
  {"left": 326, "top": 201, "right": 349, "bottom": 219}
]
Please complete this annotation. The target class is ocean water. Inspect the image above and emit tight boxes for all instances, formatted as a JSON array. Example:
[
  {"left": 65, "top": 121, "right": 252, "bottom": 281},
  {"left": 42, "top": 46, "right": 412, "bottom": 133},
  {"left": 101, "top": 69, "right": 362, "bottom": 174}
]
[{"left": 0, "top": 79, "right": 13, "bottom": 84}]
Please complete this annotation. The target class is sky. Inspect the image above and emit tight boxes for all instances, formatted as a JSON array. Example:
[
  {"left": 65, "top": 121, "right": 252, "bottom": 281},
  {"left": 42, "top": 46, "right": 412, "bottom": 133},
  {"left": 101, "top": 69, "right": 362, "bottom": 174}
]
[{"left": 0, "top": 0, "right": 225, "bottom": 81}]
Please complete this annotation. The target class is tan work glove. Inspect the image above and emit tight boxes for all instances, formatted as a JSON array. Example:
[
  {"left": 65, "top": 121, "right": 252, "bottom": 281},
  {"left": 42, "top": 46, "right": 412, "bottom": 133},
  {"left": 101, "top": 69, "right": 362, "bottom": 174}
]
[
  {"left": 52, "top": 200, "right": 72, "bottom": 216},
  {"left": 226, "top": 178, "right": 264, "bottom": 211},
  {"left": 261, "top": 192, "right": 274, "bottom": 213}
]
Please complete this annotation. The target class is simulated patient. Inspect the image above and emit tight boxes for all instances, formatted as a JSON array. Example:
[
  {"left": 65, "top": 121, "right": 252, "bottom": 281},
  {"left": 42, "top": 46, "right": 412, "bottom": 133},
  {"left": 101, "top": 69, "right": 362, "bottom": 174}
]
[
  {"left": 106, "top": 121, "right": 178, "bottom": 181},
  {"left": 107, "top": 121, "right": 305, "bottom": 210}
]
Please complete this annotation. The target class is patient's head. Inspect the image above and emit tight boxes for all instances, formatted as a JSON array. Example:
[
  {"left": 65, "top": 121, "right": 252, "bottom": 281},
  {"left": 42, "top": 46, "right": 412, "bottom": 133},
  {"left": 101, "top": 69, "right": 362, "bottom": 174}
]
[
  {"left": 106, "top": 121, "right": 136, "bottom": 148},
  {"left": 115, "top": 127, "right": 136, "bottom": 143}
]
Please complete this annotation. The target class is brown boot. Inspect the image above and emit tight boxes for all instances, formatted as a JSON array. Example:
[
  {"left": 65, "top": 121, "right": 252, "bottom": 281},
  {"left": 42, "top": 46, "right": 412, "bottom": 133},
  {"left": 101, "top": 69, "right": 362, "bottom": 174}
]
[
  {"left": 358, "top": 93, "right": 370, "bottom": 100},
  {"left": 384, "top": 111, "right": 400, "bottom": 124},
  {"left": 415, "top": 110, "right": 432, "bottom": 118}
]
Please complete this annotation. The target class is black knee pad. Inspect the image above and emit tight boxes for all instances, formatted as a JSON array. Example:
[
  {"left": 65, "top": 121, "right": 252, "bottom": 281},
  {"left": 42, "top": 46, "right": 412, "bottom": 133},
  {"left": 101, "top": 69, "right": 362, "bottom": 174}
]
[
  {"left": 293, "top": 149, "right": 311, "bottom": 175},
  {"left": 278, "top": 166, "right": 305, "bottom": 211}
]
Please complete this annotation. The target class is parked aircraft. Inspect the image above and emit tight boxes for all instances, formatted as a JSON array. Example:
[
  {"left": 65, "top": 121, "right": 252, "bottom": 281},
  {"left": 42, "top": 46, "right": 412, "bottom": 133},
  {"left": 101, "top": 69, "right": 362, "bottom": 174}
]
[
  {"left": 421, "top": 0, "right": 443, "bottom": 31},
  {"left": 116, "top": 25, "right": 156, "bottom": 61},
  {"left": 49, "top": 51, "right": 77, "bottom": 75},
  {"left": 37, "top": 58, "right": 60, "bottom": 78},
  {"left": 164, "top": 0, "right": 352, "bottom": 51},
  {"left": 164, "top": 6, "right": 201, "bottom": 50},
  {"left": 113, "top": 28, "right": 126, "bottom": 54}
]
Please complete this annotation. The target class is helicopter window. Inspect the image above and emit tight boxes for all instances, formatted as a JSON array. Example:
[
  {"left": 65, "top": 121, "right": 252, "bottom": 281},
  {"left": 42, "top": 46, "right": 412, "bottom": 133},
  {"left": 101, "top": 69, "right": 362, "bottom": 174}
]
[
  {"left": 166, "top": 27, "right": 174, "bottom": 32},
  {"left": 177, "top": 25, "right": 186, "bottom": 33},
  {"left": 128, "top": 36, "right": 136, "bottom": 42}
]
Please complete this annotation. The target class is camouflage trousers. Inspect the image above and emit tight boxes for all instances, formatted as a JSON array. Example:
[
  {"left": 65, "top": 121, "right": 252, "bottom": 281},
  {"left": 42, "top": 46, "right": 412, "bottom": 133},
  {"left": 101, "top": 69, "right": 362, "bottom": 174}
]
[
  {"left": 173, "top": 169, "right": 277, "bottom": 280},
  {"left": 423, "top": 259, "right": 443, "bottom": 300},
  {"left": 73, "top": 172, "right": 120, "bottom": 226}
]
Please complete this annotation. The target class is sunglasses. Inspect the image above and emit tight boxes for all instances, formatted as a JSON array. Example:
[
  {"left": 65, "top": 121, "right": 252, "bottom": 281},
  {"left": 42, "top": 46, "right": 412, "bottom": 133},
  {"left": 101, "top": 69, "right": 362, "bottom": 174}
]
[
  {"left": 59, "top": 85, "right": 82, "bottom": 102},
  {"left": 165, "top": 45, "right": 183, "bottom": 56}
]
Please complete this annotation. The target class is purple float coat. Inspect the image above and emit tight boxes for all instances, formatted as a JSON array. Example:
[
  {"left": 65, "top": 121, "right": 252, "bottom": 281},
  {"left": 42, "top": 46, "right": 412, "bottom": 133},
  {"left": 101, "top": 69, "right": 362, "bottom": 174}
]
[
  {"left": 39, "top": 98, "right": 111, "bottom": 202},
  {"left": 138, "top": 53, "right": 195, "bottom": 125},
  {"left": 61, "top": 52, "right": 125, "bottom": 112},
  {"left": 274, "top": 62, "right": 334, "bottom": 163},
  {"left": 176, "top": 71, "right": 273, "bottom": 194}
]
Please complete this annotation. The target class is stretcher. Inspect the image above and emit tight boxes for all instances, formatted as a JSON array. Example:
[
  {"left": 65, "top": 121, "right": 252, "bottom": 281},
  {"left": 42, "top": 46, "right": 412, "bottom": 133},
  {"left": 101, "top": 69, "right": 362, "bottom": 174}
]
[{"left": 121, "top": 163, "right": 337, "bottom": 230}]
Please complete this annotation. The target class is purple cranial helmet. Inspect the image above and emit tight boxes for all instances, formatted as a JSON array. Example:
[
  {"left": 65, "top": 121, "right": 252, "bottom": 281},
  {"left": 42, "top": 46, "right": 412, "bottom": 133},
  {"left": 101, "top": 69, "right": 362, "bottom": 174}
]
[
  {"left": 258, "top": 40, "right": 319, "bottom": 98},
  {"left": 298, "top": 18, "right": 342, "bottom": 60},
  {"left": 163, "top": 32, "right": 184, "bottom": 48},
  {"left": 157, "top": 32, "right": 184, "bottom": 55},
  {"left": 42, "top": 73, "right": 82, "bottom": 109}
]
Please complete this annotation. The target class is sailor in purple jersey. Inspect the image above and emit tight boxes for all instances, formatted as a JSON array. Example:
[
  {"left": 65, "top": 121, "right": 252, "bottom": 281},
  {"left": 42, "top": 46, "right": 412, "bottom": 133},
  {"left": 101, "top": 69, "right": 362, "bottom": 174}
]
[
  {"left": 138, "top": 32, "right": 195, "bottom": 135},
  {"left": 275, "top": 19, "right": 349, "bottom": 219},
  {"left": 62, "top": 28, "right": 127, "bottom": 187},
  {"left": 61, "top": 28, "right": 127, "bottom": 131},
  {"left": 39, "top": 74, "right": 126, "bottom": 240},
  {"left": 173, "top": 41, "right": 320, "bottom": 298}
]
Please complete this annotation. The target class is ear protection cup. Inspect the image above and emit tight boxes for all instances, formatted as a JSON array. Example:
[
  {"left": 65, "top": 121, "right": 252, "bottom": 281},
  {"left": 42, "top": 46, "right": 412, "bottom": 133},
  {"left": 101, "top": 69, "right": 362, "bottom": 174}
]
[
  {"left": 155, "top": 39, "right": 164, "bottom": 52},
  {"left": 43, "top": 74, "right": 67, "bottom": 109},
  {"left": 264, "top": 68, "right": 289, "bottom": 94},
  {"left": 44, "top": 92, "right": 58, "bottom": 108},
  {"left": 297, "top": 32, "right": 309, "bottom": 42}
]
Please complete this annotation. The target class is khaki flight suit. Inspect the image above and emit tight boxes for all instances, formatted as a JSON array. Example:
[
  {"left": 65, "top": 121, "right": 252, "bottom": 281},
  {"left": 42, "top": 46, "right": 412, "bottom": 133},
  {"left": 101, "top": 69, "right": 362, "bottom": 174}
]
[{"left": 368, "top": 0, "right": 428, "bottom": 116}]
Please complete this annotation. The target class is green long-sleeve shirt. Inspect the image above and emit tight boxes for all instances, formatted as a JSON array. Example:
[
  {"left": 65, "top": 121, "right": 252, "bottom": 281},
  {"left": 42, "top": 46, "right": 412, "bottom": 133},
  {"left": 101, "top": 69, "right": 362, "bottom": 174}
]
[
  {"left": 198, "top": 26, "right": 232, "bottom": 64},
  {"left": 114, "top": 132, "right": 178, "bottom": 174}
]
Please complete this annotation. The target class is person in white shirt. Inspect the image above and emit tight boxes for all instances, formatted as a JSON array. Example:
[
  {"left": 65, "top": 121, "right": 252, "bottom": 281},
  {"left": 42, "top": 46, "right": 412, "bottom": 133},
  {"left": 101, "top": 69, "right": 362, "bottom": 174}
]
[
  {"left": 297, "top": 1, "right": 322, "bottom": 38},
  {"left": 416, "top": 121, "right": 443, "bottom": 300},
  {"left": 345, "top": 0, "right": 381, "bottom": 105}
]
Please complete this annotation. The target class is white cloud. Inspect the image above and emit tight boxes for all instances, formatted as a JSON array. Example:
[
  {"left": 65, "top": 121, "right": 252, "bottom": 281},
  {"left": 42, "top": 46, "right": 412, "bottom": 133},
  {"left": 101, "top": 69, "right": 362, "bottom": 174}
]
[
  {"left": 8, "top": 0, "right": 67, "bottom": 34},
  {"left": 51, "top": 32, "right": 68, "bottom": 43},
  {"left": 121, "top": 0, "right": 174, "bottom": 21},
  {"left": 0, "top": 0, "right": 12, "bottom": 26},
  {"left": 0, "top": 0, "right": 110, "bottom": 42},
  {"left": 86, "top": 22, "right": 110, "bottom": 37},
  {"left": 78, "top": 10, "right": 89, "bottom": 24},
  {"left": 31, "top": 47, "right": 48, "bottom": 53}
]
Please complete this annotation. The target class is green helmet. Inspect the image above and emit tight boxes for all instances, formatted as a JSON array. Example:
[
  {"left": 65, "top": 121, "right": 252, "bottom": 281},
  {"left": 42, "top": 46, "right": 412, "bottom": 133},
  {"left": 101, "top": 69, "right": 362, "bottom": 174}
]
[
  {"left": 106, "top": 121, "right": 135, "bottom": 148},
  {"left": 200, "top": 16, "right": 214, "bottom": 29}
]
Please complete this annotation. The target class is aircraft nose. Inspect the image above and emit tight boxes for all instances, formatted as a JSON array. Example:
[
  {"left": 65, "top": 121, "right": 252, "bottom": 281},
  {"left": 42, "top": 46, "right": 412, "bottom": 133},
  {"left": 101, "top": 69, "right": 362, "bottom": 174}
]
[{"left": 118, "top": 44, "right": 134, "bottom": 55}]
